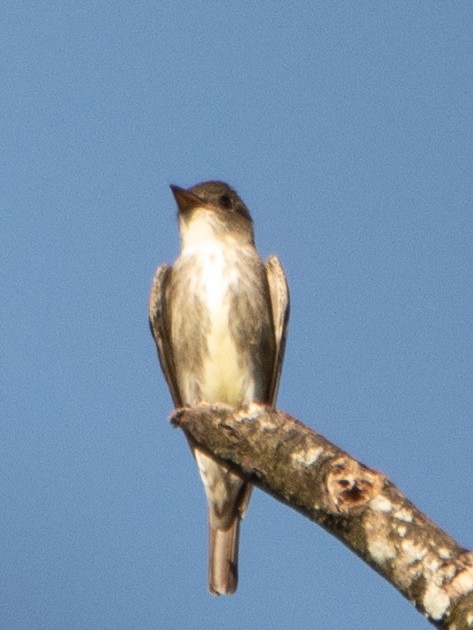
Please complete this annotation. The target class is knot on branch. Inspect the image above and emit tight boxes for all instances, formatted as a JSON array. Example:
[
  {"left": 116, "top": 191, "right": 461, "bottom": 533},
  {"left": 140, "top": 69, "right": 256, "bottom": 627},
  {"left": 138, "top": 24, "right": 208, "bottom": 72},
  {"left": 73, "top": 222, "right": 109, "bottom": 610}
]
[{"left": 325, "top": 457, "right": 383, "bottom": 515}]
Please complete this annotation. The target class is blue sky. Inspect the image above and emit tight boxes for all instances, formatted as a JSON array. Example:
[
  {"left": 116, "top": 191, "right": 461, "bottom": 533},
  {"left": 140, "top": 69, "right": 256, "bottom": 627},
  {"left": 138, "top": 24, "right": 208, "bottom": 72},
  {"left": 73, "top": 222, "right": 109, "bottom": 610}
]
[{"left": 2, "top": 2, "right": 473, "bottom": 628}]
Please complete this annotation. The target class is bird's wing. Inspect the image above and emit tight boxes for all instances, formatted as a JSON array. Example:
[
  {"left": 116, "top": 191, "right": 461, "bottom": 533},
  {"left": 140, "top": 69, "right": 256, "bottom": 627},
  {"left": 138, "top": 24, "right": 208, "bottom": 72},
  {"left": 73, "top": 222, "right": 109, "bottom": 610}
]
[
  {"left": 265, "top": 255, "right": 290, "bottom": 406},
  {"left": 148, "top": 264, "right": 182, "bottom": 407}
]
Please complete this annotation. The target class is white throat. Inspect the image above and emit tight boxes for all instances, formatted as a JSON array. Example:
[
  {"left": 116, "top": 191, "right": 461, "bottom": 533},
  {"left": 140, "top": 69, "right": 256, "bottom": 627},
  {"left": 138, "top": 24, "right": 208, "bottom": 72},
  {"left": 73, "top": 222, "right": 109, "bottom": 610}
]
[{"left": 179, "top": 209, "right": 222, "bottom": 252}]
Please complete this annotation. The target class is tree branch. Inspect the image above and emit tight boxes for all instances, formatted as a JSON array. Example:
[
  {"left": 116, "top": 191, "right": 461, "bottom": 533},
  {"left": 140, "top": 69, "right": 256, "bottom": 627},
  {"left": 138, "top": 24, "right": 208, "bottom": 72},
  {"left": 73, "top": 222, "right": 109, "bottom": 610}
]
[{"left": 172, "top": 403, "right": 473, "bottom": 629}]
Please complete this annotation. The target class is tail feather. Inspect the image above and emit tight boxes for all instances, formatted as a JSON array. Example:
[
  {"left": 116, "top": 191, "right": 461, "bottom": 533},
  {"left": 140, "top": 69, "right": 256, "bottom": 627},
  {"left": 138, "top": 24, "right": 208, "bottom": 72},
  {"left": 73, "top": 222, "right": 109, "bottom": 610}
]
[{"left": 208, "top": 520, "right": 239, "bottom": 595}]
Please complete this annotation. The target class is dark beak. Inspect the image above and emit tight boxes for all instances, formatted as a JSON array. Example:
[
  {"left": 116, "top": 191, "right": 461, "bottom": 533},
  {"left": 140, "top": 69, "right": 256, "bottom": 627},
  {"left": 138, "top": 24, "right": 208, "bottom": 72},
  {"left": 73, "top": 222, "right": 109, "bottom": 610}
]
[{"left": 170, "top": 185, "right": 202, "bottom": 214}]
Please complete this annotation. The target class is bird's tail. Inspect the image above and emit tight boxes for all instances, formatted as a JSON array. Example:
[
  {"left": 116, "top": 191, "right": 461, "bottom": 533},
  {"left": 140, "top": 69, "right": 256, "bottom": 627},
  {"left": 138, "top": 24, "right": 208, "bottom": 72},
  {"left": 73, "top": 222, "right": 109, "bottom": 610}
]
[{"left": 208, "top": 519, "right": 240, "bottom": 595}]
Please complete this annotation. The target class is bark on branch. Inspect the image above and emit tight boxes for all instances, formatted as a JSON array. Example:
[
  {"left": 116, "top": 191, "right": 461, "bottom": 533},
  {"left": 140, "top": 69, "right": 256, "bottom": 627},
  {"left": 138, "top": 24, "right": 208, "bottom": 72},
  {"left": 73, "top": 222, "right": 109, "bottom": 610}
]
[{"left": 172, "top": 403, "right": 473, "bottom": 629}]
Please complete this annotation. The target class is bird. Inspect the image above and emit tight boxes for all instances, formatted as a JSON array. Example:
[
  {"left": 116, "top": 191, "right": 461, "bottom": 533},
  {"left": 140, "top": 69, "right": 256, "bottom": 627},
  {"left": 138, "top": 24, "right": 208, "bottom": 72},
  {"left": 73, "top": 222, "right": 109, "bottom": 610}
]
[{"left": 149, "top": 181, "right": 289, "bottom": 595}]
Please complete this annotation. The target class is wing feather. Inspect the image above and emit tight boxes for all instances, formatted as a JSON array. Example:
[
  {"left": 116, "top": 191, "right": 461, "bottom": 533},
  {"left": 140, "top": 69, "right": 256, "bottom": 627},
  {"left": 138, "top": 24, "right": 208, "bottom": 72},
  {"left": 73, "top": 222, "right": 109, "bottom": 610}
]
[
  {"left": 148, "top": 265, "right": 182, "bottom": 407},
  {"left": 265, "top": 255, "right": 290, "bottom": 406}
]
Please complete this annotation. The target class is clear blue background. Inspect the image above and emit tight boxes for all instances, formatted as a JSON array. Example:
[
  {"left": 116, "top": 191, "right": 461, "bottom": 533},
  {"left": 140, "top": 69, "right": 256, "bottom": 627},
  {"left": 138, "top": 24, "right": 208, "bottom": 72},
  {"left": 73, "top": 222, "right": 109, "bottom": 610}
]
[{"left": 2, "top": 2, "right": 472, "bottom": 628}]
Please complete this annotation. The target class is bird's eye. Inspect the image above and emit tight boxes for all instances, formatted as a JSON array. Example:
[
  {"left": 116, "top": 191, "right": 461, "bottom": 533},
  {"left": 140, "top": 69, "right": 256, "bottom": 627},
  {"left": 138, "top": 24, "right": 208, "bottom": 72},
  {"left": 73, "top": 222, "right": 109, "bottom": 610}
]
[{"left": 219, "top": 194, "right": 232, "bottom": 209}]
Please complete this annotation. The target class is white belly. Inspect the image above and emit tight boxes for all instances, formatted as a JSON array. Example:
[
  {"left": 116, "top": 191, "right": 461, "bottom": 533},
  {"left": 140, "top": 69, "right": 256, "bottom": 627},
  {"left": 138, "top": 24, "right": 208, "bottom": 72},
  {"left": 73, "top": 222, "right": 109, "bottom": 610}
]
[{"left": 197, "top": 247, "right": 254, "bottom": 405}]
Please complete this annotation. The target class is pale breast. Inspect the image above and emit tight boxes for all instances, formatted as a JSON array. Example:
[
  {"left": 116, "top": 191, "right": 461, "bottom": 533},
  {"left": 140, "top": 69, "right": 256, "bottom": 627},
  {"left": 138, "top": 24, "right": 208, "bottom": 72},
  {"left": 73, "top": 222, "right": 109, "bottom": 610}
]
[{"left": 170, "top": 244, "right": 274, "bottom": 406}]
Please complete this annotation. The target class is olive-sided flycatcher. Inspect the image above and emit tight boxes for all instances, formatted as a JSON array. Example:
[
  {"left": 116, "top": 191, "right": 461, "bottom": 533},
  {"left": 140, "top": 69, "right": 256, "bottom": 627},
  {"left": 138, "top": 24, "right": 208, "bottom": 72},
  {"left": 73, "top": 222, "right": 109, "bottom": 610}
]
[{"left": 149, "top": 181, "right": 289, "bottom": 595}]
